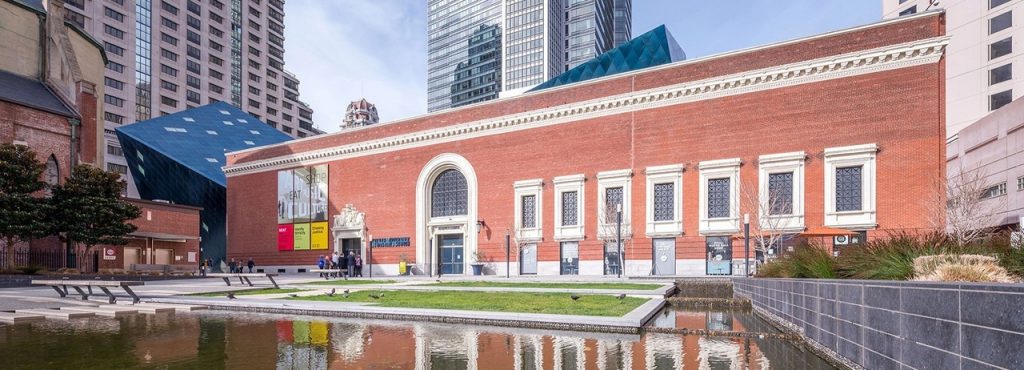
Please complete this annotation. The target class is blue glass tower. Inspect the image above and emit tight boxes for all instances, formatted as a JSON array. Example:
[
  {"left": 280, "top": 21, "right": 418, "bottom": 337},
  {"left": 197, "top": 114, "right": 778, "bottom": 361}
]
[
  {"left": 530, "top": 25, "right": 685, "bottom": 92},
  {"left": 115, "top": 102, "right": 292, "bottom": 266}
]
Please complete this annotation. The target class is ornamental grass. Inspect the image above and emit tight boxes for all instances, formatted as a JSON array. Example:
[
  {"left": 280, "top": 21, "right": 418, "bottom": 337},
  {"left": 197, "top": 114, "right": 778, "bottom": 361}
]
[{"left": 912, "top": 254, "right": 1017, "bottom": 283}]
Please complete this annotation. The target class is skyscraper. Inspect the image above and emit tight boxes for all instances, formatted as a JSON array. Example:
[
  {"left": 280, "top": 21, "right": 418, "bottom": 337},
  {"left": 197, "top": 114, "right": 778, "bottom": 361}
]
[
  {"left": 427, "top": 0, "right": 631, "bottom": 112},
  {"left": 60, "top": 0, "right": 319, "bottom": 196}
]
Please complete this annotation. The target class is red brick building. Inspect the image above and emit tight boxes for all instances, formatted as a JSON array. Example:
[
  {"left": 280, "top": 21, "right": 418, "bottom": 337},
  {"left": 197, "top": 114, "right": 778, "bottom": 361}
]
[
  {"left": 224, "top": 13, "right": 948, "bottom": 276},
  {"left": 96, "top": 199, "right": 201, "bottom": 272}
]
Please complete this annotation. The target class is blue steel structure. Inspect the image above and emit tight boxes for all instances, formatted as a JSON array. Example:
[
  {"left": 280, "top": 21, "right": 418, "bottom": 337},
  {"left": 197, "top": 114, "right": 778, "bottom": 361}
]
[
  {"left": 530, "top": 25, "right": 685, "bottom": 92},
  {"left": 115, "top": 102, "right": 291, "bottom": 267}
]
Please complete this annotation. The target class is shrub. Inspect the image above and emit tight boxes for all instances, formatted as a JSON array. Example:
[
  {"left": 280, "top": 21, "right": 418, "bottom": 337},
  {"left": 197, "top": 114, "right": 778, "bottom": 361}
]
[
  {"left": 18, "top": 264, "right": 43, "bottom": 275},
  {"left": 756, "top": 241, "right": 836, "bottom": 279},
  {"left": 756, "top": 259, "right": 792, "bottom": 278},
  {"left": 835, "top": 232, "right": 992, "bottom": 280},
  {"left": 913, "top": 254, "right": 1017, "bottom": 283}
]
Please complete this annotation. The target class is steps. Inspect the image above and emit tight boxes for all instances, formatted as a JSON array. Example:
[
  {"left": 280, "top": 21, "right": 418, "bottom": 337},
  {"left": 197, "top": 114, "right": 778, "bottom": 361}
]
[
  {"left": 15, "top": 308, "right": 94, "bottom": 320},
  {"left": 60, "top": 306, "right": 138, "bottom": 318},
  {"left": 117, "top": 302, "right": 207, "bottom": 312},
  {"left": 0, "top": 312, "right": 46, "bottom": 323}
]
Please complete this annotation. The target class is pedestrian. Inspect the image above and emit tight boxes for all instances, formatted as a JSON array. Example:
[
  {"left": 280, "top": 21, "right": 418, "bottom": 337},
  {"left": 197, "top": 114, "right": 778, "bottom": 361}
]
[
  {"left": 317, "top": 255, "right": 326, "bottom": 269},
  {"left": 354, "top": 253, "right": 363, "bottom": 277},
  {"left": 338, "top": 251, "right": 348, "bottom": 278},
  {"left": 346, "top": 251, "right": 356, "bottom": 278},
  {"left": 247, "top": 257, "right": 255, "bottom": 273},
  {"left": 229, "top": 258, "right": 238, "bottom": 273},
  {"left": 199, "top": 259, "right": 207, "bottom": 277},
  {"left": 206, "top": 258, "right": 213, "bottom": 273}
]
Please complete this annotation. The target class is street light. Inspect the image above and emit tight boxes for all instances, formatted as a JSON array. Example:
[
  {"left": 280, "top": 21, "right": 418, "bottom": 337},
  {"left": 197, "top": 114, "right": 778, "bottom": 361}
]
[
  {"left": 505, "top": 229, "right": 510, "bottom": 279},
  {"left": 743, "top": 213, "right": 750, "bottom": 277},
  {"left": 616, "top": 202, "right": 623, "bottom": 279}
]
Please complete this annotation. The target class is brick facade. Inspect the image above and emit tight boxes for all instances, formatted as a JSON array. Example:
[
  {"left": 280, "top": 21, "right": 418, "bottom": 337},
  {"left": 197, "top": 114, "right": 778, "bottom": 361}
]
[
  {"left": 225, "top": 14, "right": 947, "bottom": 276},
  {"left": 96, "top": 199, "right": 201, "bottom": 271}
]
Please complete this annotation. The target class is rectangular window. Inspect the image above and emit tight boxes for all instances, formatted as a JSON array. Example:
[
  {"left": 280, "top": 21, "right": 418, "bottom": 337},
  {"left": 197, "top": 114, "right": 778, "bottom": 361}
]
[
  {"left": 991, "top": 89, "right": 1013, "bottom": 110},
  {"left": 210, "top": 55, "right": 224, "bottom": 65},
  {"left": 1017, "top": 176, "right": 1024, "bottom": 191},
  {"left": 521, "top": 195, "right": 536, "bottom": 228},
  {"left": 186, "top": 0, "right": 201, "bottom": 14},
  {"left": 186, "top": 15, "right": 201, "bottom": 30},
  {"left": 104, "top": 77, "right": 124, "bottom": 90},
  {"left": 992, "top": 0, "right": 1011, "bottom": 9},
  {"left": 707, "top": 178, "right": 730, "bottom": 218},
  {"left": 160, "top": 80, "right": 178, "bottom": 92},
  {"left": 104, "top": 112, "right": 124, "bottom": 124},
  {"left": 990, "top": 64, "right": 1012, "bottom": 85},
  {"left": 186, "top": 30, "right": 201, "bottom": 45},
  {"left": 209, "top": 83, "right": 223, "bottom": 94},
  {"left": 106, "top": 144, "right": 123, "bottom": 157},
  {"left": 107, "top": 163, "right": 128, "bottom": 175},
  {"left": 835, "top": 166, "right": 863, "bottom": 211},
  {"left": 161, "top": 1, "right": 178, "bottom": 15},
  {"left": 104, "top": 94, "right": 125, "bottom": 107},
  {"left": 160, "top": 32, "right": 178, "bottom": 46},
  {"left": 187, "top": 45, "right": 201, "bottom": 59},
  {"left": 768, "top": 172, "right": 794, "bottom": 215},
  {"left": 981, "top": 183, "right": 1008, "bottom": 199},
  {"left": 104, "top": 24, "right": 125, "bottom": 39},
  {"left": 161, "top": 96, "right": 178, "bottom": 107},
  {"left": 186, "top": 75, "right": 200, "bottom": 89},
  {"left": 104, "top": 42, "right": 124, "bottom": 56},
  {"left": 898, "top": 6, "right": 916, "bottom": 16},
  {"left": 561, "top": 191, "right": 578, "bottom": 226},
  {"left": 106, "top": 61, "right": 125, "bottom": 73},
  {"left": 605, "top": 186, "right": 624, "bottom": 223},
  {"left": 186, "top": 60, "right": 201, "bottom": 74},
  {"left": 160, "top": 48, "right": 177, "bottom": 61},
  {"left": 991, "top": 12, "right": 1012, "bottom": 34},
  {"left": 210, "top": 40, "right": 224, "bottom": 52},
  {"left": 160, "top": 64, "right": 178, "bottom": 77},
  {"left": 991, "top": 37, "right": 1013, "bottom": 60},
  {"left": 161, "top": 17, "right": 177, "bottom": 31},
  {"left": 652, "top": 183, "right": 674, "bottom": 221},
  {"left": 187, "top": 90, "right": 201, "bottom": 104},
  {"left": 209, "top": 69, "right": 224, "bottom": 80},
  {"left": 104, "top": 7, "right": 125, "bottom": 22}
]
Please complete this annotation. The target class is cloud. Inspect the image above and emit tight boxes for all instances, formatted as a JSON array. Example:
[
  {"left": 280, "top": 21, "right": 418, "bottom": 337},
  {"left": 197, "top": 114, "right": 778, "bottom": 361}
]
[{"left": 283, "top": 0, "right": 427, "bottom": 133}]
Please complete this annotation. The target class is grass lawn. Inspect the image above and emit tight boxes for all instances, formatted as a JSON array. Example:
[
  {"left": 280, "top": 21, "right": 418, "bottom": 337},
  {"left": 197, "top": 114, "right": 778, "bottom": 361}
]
[
  {"left": 286, "top": 290, "right": 647, "bottom": 316},
  {"left": 306, "top": 279, "right": 397, "bottom": 286},
  {"left": 189, "top": 288, "right": 305, "bottom": 297},
  {"left": 424, "top": 281, "right": 664, "bottom": 290}
]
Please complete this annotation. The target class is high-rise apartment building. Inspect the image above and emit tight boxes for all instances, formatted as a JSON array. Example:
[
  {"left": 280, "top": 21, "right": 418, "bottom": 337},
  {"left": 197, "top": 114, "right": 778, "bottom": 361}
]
[
  {"left": 883, "top": 0, "right": 1022, "bottom": 137},
  {"left": 427, "top": 0, "right": 631, "bottom": 112},
  {"left": 61, "top": 0, "right": 319, "bottom": 196}
]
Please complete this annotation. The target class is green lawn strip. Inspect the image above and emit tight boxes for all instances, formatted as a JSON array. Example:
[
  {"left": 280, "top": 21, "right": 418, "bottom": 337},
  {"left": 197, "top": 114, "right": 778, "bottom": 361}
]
[
  {"left": 286, "top": 290, "right": 647, "bottom": 316},
  {"left": 188, "top": 288, "right": 305, "bottom": 297},
  {"left": 424, "top": 281, "right": 664, "bottom": 290},
  {"left": 305, "top": 279, "right": 398, "bottom": 286}
]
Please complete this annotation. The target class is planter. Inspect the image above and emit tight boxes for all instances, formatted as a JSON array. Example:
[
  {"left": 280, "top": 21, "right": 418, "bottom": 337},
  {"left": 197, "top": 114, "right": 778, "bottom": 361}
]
[{"left": 471, "top": 263, "right": 484, "bottom": 276}]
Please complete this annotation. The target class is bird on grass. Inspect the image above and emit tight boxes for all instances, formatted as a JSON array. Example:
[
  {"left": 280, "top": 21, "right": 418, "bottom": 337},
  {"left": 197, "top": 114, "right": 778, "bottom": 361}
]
[
  {"left": 616, "top": 294, "right": 626, "bottom": 300},
  {"left": 570, "top": 294, "right": 580, "bottom": 302},
  {"left": 326, "top": 288, "right": 336, "bottom": 297},
  {"left": 226, "top": 293, "right": 236, "bottom": 300},
  {"left": 368, "top": 293, "right": 381, "bottom": 300},
  {"left": 288, "top": 293, "right": 299, "bottom": 298},
  {"left": 343, "top": 289, "right": 350, "bottom": 295}
]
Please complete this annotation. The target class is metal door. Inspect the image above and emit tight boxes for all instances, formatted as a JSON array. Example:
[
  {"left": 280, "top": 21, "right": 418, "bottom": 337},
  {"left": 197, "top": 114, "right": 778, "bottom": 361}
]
[
  {"left": 520, "top": 243, "right": 537, "bottom": 274},
  {"left": 154, "top": 249, "right": 172, "bottom": 265},
  {"left": 604, "top": 241, "right": 621, "bottom": 275},
  {"left": 439, "top": 234, "right": 464, "bottom": 275},
  {"left": 653, "top": 238, "right": 676, "bottom": 275},
  {"left": 123, "top": 248, "right": 139, "bottom": 270},
  {"left": 560, "top": 242, "right": 579, "bottom": 275}
]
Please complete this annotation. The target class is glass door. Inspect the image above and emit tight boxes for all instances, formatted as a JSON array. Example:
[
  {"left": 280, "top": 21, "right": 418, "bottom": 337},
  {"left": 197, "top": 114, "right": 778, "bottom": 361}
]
[
  {"left": 438, "top": 234, "right": 464, "bottom": 275},
  {"left": 560, "top": 241, "right": 579, "bottom": 275},
  {"left": 520, "top": 243, "right": 537, "bottom": 274},
  {"left": 604, "top": 241, "right": 621, "bottom": 275}
]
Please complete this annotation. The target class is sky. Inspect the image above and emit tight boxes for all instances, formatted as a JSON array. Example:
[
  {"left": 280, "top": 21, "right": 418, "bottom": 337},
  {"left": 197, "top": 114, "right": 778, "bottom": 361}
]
[{"left": 284, "top": 1, "right": 881, "bottom": 134}]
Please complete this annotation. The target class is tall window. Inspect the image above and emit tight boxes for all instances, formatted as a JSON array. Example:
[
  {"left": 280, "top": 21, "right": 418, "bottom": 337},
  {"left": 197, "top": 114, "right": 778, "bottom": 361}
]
[
  {"left": 430, "top": 169, "right": 467, "bottom": 217},
  {"left": 653, "top": 183, "right": 674, "bottom": 221},
  {"left": 835, "top": 166, "right": 863, "bottom": 211},
  {"left": 521, "top": 195, "right": 536, "bottom": 228},
  {"left": 605, "top": 186, "right": 623, "bottom": 223},
  {"left": 768, "top": 172, "right": 794, "bottom": 215},
  {"left": 707, "top": 178, "right": 730, "bottom": 218},
  {"left": 562, "top": 191, "right": 579, "bottom": 226}
]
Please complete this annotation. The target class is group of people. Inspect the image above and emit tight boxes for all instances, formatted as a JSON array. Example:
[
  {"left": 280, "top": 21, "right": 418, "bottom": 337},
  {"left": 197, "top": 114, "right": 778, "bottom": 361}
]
[
  {"left": 200, "top": 258, "right": 256, "bottom": 276},
  {"left": 319, "top": 251, "right": 362, "bottom": 277}
]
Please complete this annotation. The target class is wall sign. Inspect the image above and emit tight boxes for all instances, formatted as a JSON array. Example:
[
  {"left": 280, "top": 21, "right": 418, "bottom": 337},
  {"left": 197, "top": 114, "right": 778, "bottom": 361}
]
[
  {"left": 371, "top": 237, "right": 410, "bottom": 248},
  {"left": 277, "top": 164, "right": 328, "bottom": 251},
  {"left": 103, "top": 248, "right": 116, "bottom": 261}
]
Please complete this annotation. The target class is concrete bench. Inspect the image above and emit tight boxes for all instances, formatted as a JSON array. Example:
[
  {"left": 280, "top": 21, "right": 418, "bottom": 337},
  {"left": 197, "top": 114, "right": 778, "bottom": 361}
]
[
  {"left": 32, "top": 279, "right": 143, "bottom": 304},
  {"left": 207, "top": 273, "right": 279, "bottom": 289},
  {"left": 309, "top": 268, "right": 348, "bottom": 280}
]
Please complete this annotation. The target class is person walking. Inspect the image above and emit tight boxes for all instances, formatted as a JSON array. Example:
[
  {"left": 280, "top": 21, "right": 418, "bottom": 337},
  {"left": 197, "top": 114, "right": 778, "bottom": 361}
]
[
  {"left": 338, "top": 251, "right": 348, "bottom": 279},
  {"left": 205, "top": 258, "right": 213, "bottom": 273},
  {"left": 354, "top": 253, "right": 363, "bottom": 277},
  {"left": 317, "top": 255, "right": 326, "bottom": 269},
  {"left": 229, "top": 258, "right": 238, "bottom": 273},
  {"left": 346, "top": 251, "right": 356, "bottom": 278},
  {"left": 199, "top": 259, "right": 207, "bottom": 277},
  {"left": 247, "top": 258, "right": 255, "bottom": 273}
]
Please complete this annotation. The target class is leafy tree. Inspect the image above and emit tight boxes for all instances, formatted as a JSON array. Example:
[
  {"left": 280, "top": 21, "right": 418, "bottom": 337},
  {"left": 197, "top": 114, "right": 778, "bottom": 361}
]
[
  {"left": 50, "top": 165, "right": 140, "bottom": 270},
  {"left": 0, "top": 144, "right": 49, "bottom": 271}
]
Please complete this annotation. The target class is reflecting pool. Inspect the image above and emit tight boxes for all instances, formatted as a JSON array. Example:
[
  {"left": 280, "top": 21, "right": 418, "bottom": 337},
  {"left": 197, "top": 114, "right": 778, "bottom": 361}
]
[{"left": 0, "top": 309, "right": 835, "bottom": 369}]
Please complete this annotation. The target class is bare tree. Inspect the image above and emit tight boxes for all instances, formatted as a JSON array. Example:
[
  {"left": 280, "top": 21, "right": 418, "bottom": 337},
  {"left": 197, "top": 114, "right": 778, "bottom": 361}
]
[
  {"left": 927, "top": 168, "right": 1007, "bottom": 246},
  {"left": 597, "top": 201, "right": 632, "bottom": 275},
  {"left": 739, "top": 178, "right": 797, "bottom": 261}
]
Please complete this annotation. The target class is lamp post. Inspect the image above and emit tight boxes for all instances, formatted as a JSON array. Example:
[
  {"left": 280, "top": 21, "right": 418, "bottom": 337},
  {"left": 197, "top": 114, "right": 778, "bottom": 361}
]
[
  {"left": 743, "top": 213, "right": 750, "bottom": 277},
  {"left": 505, "top": 229, "right": 510, "bottom": 279},
  {"left": 616, "top": 203, "right": 623, "bottom": 279},
  {"left": 367, "top": 233, "right": 373, "bottom": 278}
]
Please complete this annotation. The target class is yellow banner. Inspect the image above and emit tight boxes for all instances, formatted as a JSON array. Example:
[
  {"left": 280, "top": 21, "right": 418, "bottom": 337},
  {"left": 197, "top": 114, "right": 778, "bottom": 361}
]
[
  {"left": 293, "top": 223, "right": 311, "bottom": 250},
  {"left": 310, "top": 222, "right": 329, "bottom": 250}
]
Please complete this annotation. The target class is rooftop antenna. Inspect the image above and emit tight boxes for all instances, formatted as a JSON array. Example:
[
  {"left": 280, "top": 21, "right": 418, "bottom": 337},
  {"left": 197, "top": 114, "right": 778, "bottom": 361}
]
[{"left": 925, "top": 0, "right": 940, "bottom": 11}]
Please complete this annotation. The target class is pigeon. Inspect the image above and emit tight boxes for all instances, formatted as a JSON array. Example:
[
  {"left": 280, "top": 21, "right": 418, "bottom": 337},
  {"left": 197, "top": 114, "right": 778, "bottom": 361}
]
[
  {"left": 570, "top": 294, "right": 580, "bottom": 301},
  {"left": 616, "top": 294, "right": 626, "bottom": 300},
  {"left": 227, "top": 293, "right": 237, "bottom": 300},
  {"left": 288, "top": 293, "right": 298, "bottom": 298},
  {"left": 368, "top": 293, "right": 381, "bottom": 300},
  {"left": 326, "top": 288, "right": 336, "bottom": 297},
  {"left": 343, "top": 289, "right": 350, "bottom": 295}
]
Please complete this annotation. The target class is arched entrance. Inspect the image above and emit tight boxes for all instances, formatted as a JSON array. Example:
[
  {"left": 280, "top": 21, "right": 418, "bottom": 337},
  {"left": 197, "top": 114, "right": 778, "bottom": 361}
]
[{"left": 415, "top": 154, "right": 478, "bottom": 276}]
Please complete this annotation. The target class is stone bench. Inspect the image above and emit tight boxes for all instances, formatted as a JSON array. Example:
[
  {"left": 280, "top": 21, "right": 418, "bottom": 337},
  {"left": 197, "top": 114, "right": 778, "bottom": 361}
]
[
  {"left": 207, "top": 273, "right": 279, "bottom": 289},
  {"left": 309, "top": 268, "right": 348, "bottom": 280},
  {"left": 32, "top": 279, "right": 143, "bottom": 304}
]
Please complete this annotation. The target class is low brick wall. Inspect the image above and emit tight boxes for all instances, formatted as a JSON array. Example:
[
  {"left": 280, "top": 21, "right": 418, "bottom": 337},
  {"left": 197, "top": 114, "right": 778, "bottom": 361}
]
[{"left": 734, "top": 278, "right": 1024, "bottom": 369}]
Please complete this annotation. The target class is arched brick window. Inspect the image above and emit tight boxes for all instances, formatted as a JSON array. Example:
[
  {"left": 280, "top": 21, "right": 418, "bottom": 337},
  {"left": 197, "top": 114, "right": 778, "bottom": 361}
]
[{"left": 430, "top": 169, "right": 467, "bottom": 217}]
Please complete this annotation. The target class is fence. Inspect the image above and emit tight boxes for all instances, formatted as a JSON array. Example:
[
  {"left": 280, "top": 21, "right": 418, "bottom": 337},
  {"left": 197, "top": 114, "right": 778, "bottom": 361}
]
[{"left": 0, "top": 248, "right": 65, "bottom": 271}]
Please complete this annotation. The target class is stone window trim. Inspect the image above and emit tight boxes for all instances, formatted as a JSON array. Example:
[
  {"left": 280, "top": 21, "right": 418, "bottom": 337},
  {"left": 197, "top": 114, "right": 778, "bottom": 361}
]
[
  {"left": 597, "top": 169, "right": 633, "bottom": 240},
  {"left": 513, "top": 179, "right": 544, "bottom": 242},
  {"left": 645, "top": 164, "right": 684, "bottom": 237},
  {"left": 553, "top": 174, "right": 585, "bottom": 241},
  {"left": 699, "top": 158, "right": 741, "bottom": 235},
  {"left": 824, "top": 143, "right": 878, "bottom": 229},
  {"left": 758, "top": 151, "right": 806, "bottom": 233}
]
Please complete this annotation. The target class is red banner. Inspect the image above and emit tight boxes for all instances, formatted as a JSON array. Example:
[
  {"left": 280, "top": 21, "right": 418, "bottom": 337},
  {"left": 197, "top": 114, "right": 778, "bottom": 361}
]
[{"left": 278, "top": 224, "right": 294, "bottom": 251}]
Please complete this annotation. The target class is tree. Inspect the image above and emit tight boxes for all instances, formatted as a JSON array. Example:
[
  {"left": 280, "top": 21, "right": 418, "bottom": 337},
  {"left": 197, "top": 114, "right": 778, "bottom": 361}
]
[
  {"left": 740, "top": 177, "right": 795, "bottom": 263},
  {"left": 927, "top": 168, "right": 1007, "bottom": 246},
  {"left": 50, "top": 165, "right": 141, "bottom": 270},
  {"left": 597, "top": 201, "right": 631, "bottom": 275},
  {"left": 0, "top": 144, "right": 49, "bottom": 271}
]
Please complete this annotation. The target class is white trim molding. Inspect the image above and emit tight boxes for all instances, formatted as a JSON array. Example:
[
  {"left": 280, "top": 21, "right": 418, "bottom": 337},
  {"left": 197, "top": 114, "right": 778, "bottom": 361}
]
[
  {"left": 513, "top": 179, "right": 544, "bottom": 242},
  {"left": 758, "top": 151, "right": 807, "bottom": 233},
  {"left": 223, "top": 37, "right": 950, "bottom": 177},
  {"left": 596, "top": 169, "right": 633, "bottom": 240},
  {"left": 699, "top": 158, "right": 742, "bottom": 235},
  {"left": 824, "top": 143, "right": 878, "bottom": 229},
  {"left": 645, "top": 164, "right": 685, "bottom": 237},
  {"left": 553, "top": 174, "right": 586, "bottom": 241},
  {"left": 415, "top": 153, "right": 478, "bottom": 276}
]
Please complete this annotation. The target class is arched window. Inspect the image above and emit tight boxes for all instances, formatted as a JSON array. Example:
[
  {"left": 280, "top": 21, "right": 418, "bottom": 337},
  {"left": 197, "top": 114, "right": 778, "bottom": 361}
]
[
  {"left": 44, "top": 155, "right": 60, "bottom": 186},
  {"left": 431, "top": 169, "right": 467, "bottom": 217}
]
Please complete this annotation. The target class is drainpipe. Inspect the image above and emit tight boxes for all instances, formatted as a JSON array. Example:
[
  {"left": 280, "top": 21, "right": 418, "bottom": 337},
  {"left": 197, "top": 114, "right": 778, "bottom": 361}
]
[{"left": 65, "top": 118, "right": 80, "bottom": 269}]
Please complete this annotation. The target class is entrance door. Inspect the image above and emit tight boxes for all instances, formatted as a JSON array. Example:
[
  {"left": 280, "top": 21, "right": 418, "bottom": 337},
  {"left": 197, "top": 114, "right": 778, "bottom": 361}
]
[
  {"left": 706, "top": 236, "right": 732, "bottom": 275},
  {"left": 520, "top": 243, "right": 537, "bottom": 274},
  {"left": 560, "top": 241, "right": 579, "bottom": 275},
  {"left": 604, "top": 241, "right": 621, "bottom": 275},
  {"left": 653, "top": 238, "right": 676, "bottom": 275},
  {"left": 438, "top": 234, "right": 464, "bottom": 275},
  {"left": 154, "top": 249, "right": 172, "bottom": 265},
  {"left": 123, "top": 248, "right": 139, "bottom": 270},
  {"left": 341, "top": 238, "right": 361, "bottom": 258}
]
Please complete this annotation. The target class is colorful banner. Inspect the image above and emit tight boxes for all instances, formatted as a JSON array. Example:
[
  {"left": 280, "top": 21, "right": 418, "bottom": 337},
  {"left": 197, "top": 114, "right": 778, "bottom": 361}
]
[
  {"left": 293, "top": 321, "right": 310, "bottom": 345},
  {"left": 278, "top": 224, "right": 294, "bottom": 251},
  {"left": 292, "top": 168, "right": 313, "bottom": 223},
  {"left": 310, "top": 222, "right": 329, "bottom": 250},
  {"left": 309, "top": 322, "right": 329, "bottom": 346},
  {"left": 311, "top": 165, "right": 329, "bottom": 222},
  {"left": 293, "top": 223, "right": 311, "bottom": 250},
  {"left": 277, "top": 170, "right": 294, "bottom": 224}
]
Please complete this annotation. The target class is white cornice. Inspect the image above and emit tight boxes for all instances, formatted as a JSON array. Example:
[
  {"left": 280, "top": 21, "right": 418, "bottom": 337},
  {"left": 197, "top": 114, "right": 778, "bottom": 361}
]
[{"left": 224, "top": 36, "right": 949, "bottom": 177}]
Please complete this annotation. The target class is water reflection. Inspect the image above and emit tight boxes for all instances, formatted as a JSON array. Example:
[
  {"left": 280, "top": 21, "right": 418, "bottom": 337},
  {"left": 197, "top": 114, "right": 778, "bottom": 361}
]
[{"left": 0, "top": 310, "right": 834, "bottom": 369}]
